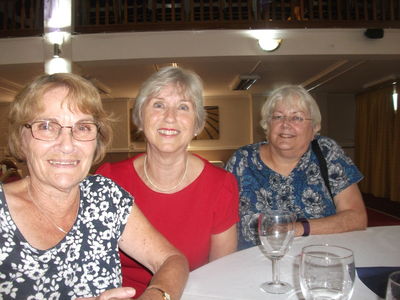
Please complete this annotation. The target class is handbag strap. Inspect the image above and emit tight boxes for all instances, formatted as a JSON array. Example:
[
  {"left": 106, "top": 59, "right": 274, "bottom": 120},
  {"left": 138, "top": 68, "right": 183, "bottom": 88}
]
[{"left": 311, "top": 139, "right": 334, "bottom": 203}]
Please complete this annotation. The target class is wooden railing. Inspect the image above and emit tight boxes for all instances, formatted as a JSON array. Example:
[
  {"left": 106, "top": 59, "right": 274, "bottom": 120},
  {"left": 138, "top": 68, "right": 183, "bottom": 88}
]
[
  {"left": 1, "top": 0, "right": 400, "bottom": 38},
  {"left": 73, "top": 0, "right": 400, "bottom": 32},
  {"left": 0, "top": 0, "right": 43, "bottom": 37}
]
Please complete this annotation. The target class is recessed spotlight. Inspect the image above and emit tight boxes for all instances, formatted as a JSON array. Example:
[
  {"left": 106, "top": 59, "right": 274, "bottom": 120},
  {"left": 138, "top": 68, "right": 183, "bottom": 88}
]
[{"left": 258, "top": 38, "right": 282, "bottom": 52}]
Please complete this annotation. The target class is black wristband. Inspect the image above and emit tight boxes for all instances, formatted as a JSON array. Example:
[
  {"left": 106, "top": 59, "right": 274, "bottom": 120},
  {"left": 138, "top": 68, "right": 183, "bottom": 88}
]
[{"left": 299, "top": 218, "right": 310, "bottom": 237}]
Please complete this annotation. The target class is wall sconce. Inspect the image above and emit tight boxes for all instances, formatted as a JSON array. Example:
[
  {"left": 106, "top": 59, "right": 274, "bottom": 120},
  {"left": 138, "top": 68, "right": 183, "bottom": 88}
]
[
  {"left": 258, "top": 38, "right": 282, "bottom": 52},
  {"left": 45, "top": 30, "right": 70, "bottom": 58},
  {"left": 53, "top": 43, "right": 61, "bottom": 58},
  {"left": 43, "top": 1, "right": 72, "bottom": 74},
  {"left": 45, "top": 30, "right": 68, "bottom": 45},
  {"left": 393, "top": 82, "right": 398, "bottom": 112}
]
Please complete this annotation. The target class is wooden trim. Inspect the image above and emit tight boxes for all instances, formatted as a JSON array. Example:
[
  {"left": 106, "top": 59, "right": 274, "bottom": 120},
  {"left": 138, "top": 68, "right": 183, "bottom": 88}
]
[{"left": 1, "top": 0, "right": 400, "bottom": 39}]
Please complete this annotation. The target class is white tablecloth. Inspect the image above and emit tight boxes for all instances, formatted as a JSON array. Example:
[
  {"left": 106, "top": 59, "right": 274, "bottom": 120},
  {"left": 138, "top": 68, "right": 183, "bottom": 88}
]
[{"left": 182, "top": 226, "right": 400, "bottom": 300}]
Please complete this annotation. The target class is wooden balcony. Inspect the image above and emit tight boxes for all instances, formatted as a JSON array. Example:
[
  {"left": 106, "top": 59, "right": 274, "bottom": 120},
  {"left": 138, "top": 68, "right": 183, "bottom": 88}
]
[
  {"left": 0, "top": 0, "right": 43, "bottom": 37},
  {"left": 1, "top": 0, "right": 400, "bottom": 38}
]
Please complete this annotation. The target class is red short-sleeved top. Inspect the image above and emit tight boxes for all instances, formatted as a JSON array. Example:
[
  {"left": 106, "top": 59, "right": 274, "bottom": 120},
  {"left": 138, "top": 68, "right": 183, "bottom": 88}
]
[{"left": 96, "top": 154, "right": 239, "bottom": 298}]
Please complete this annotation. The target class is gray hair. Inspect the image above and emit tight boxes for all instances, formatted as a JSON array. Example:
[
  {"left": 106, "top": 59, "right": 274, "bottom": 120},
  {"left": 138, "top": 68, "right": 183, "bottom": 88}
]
[
  {"left": 132, "top": 66, "right": 206, "bottom": 134},
  {"left": 260, "top": 85, "right": 321, "bottom": 137}
]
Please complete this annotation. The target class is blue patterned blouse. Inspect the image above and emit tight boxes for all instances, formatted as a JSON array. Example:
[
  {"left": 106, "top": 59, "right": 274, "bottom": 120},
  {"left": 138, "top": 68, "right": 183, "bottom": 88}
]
[{"left": 225, "top": 136, "right": 363, "bottom": 250}]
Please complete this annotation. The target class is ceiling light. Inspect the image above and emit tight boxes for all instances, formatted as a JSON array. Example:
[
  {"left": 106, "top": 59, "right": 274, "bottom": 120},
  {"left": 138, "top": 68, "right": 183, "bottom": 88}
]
[
  {"left": 45, "top": 57, "right": 71, "bottom": 74},
  {"left": 45, "top": 30, "right": 69, "bottom": 45},
  {"left": 231, "top": 75, "right": 260, "bottom": 91},
  {"left": 258, "top": 38, "right": 281, "bottom": 52}
]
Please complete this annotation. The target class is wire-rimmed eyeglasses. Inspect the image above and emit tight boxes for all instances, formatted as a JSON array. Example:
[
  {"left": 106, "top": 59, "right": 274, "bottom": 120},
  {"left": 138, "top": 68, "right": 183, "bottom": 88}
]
[
  {"left": 270, "top": 115, "right": 312, "bottom": 124},
  {"left": 24, "top": 120, "right": 99, "bottom": 141}
]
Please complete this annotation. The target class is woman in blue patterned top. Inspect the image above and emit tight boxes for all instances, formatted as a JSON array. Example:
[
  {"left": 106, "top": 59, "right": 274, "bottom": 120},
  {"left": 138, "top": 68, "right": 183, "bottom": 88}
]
[
  {"left": 226, "top": 85, "right": 367, "bottom": 250},
  {"left": 0, "top": 73, "right": 188, "bottom": 299}
]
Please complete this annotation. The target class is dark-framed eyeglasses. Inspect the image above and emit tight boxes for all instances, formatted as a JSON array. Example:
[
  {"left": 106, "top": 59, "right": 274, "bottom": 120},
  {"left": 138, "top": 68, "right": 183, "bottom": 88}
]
[
  {"left": 270, "top": 115, "right": 312, "bottom": 124},
  {"left": 24, "top": 120, "right": 99, "bottom": 141}
]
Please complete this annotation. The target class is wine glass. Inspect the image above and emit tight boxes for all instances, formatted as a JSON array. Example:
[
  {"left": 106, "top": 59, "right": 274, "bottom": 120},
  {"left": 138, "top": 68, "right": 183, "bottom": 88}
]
[
  {"left": 258, "top": 209, "right": 296, "bottom": 294},
  {"left": 386, "top": 271, "right": 400, "bottom": 300},
  {"left": 299, "top": 244, "right": 355, "bottom": 300}
]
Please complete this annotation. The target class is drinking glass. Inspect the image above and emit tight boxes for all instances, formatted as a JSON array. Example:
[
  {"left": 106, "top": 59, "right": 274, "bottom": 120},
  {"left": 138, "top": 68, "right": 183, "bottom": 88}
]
[
  {"left": 386, "top": 271, "right": 400, "bottom": 300},
  {"left": 300, "top": 244, "right": 355, "bottom": 300},
  {"left": 258, "top": 209, "right": 296, "bottom": 294}
]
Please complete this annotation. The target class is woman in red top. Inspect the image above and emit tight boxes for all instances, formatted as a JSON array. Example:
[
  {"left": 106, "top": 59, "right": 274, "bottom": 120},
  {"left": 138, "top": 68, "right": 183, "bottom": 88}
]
[{"left": 96, "top": 66, "right": 239, "bottom": 298}]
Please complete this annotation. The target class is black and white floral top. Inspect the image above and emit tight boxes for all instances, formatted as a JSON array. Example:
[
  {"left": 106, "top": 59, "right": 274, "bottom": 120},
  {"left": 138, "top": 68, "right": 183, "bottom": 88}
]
[{"left": 0, "top": 175, "right": 133, "bottom": 299}]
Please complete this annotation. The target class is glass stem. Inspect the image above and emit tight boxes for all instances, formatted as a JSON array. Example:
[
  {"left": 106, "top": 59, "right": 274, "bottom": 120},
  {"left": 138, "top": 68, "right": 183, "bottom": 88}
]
[{"left": 271, "top": 258, "right": 280, "bottom": 285}]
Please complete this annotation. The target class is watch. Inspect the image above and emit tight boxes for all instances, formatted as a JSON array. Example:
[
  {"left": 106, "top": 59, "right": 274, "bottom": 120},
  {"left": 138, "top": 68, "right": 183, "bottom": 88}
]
[
  {"left": 298, "top": 218, "right": 310, "bottom": 237},
  {"left": 147, "top": 286, "right": 171, "bottom": 300}
]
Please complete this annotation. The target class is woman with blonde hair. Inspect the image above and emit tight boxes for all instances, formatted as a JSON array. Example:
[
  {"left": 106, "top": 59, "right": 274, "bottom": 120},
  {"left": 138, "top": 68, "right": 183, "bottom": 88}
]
[{"left": 1, "top": 73, "right": 188, "bottom": 299}]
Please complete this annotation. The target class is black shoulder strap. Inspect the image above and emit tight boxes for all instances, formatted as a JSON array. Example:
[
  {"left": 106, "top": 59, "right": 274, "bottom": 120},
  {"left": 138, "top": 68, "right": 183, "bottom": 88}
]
[{"left": 311, "top": 139, "right": 334, "bottom": 203}]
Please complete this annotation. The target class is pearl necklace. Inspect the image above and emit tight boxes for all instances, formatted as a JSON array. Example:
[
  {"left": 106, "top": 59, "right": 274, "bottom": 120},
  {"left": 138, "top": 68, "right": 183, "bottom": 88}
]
[
  {"left": 143, "top": 155, "right": 188, "bottom": 193},
  {"left": 27, "top": 180, "right": 78, "bottom": 235}
]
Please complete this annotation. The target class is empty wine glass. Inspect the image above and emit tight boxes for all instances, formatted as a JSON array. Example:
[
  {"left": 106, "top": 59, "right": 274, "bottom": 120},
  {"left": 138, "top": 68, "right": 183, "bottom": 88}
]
[
  {"left": 300, "top": 244, "right": 355, "bottom": 300},
  {"left": 258, "top": 209, "right": 296, "bottom": 294},
  {"left": 386, "top": 271, "right": 400, "bottom": 300}
]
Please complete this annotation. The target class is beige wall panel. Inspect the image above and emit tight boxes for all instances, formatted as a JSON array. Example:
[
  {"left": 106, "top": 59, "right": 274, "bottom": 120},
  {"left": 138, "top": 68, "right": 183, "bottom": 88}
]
[
  {"left": 102, "top": 98, "right": 131, "bottom": 151},
  {"left": 0, "top": 103, "right": 10, "bottom": 155}
]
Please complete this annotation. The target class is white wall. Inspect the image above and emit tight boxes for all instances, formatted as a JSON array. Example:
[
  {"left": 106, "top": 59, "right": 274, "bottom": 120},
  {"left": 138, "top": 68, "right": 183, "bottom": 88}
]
[
  {"left": 326, "top": 93, "right": 356, "bottom": 159},
  {"left": 252, "top": 94, "right": 267, "bottom": 143},
  {"left": 313, "top": 92, "right": 356, "bottom": 159},
  {"left": 0, "top": 103, "right": 10, "bottom": 154},
  {"left": 102, "top": 98, "right": 131, "bottom": 151},
  {"left": 196, "top": 94, "right": 252, "bottom": 150}
]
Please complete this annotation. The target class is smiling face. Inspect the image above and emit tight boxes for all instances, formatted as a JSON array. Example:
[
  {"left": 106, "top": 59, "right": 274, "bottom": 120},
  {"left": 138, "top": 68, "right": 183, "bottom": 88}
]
[
  {"left": 142, "top": 83, "right": 196, "bottom": 154},
  {"left": 21, "top": 86, "right": 97, "bottom": 192},
  {"left": 268, "top": 98, "right": 319, "bottom": 156}
]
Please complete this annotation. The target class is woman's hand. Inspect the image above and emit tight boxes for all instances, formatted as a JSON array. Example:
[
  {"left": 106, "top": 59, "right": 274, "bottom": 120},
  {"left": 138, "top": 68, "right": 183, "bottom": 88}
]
[
  {"left": 118, "top": 205, "right": 189, "bottom": 300},
  {"left": 76, "top": 287, "right": 136, "bottom": 300},
  {"left": 297, "top": 183, "right": 367, "bottom": 236}
]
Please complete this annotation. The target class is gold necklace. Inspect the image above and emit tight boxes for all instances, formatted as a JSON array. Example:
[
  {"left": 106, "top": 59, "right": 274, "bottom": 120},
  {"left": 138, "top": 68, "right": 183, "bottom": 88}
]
[
  {"left": 26, "top": 181, "right": 78, "bottom": 235},
  {"left": 143, "top": 154, "right": 188, "bottom": 193}
]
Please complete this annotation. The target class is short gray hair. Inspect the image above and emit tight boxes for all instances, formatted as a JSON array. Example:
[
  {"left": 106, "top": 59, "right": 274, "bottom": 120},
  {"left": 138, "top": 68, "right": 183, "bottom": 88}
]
[
  {"left": 133, "top": 66, "right": 206, "bottom": 133},
  {"left": 260, "top": 85, "right": 321, "bottom": 137}
]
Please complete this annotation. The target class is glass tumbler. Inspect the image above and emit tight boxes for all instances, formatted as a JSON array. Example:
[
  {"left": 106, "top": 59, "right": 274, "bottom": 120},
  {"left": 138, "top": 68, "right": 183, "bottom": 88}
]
[
  {"left": 299, "top": 244, "right": 355, "bottom": 300},
  {"left": 386, "top": 271, "right": 400, "bottom": 300}
]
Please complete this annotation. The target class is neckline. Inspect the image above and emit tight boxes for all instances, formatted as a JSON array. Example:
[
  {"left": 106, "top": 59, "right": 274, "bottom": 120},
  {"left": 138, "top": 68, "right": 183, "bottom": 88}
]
[
  {"left": 257, "top": 141, "right": 312, "bottom": 179},
  {"left": 143, "top": 154, "right": 188, "bottom": 193},
  {"left": 133, "top": 153, "right": 206, "bottom": 195},
  {"left": 0, "top": 183, "right": 78, "bottom": 252}
]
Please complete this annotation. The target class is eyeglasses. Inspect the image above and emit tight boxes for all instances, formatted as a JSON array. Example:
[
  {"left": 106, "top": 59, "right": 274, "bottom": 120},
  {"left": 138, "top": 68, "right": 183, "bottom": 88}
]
[
  {"left": 270, "top": 115, "right": 312, "bottom": 124},
  {"left": 24, "top": 120, "right": 99, "bottom": 141}
]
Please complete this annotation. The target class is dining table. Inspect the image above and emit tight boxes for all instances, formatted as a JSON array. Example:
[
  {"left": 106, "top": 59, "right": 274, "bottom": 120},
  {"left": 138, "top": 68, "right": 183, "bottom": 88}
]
[{"left": 181, "top": 225, "right": 400, "bottom": 300}]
